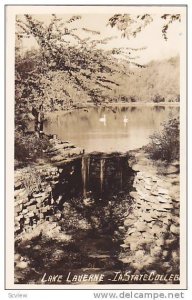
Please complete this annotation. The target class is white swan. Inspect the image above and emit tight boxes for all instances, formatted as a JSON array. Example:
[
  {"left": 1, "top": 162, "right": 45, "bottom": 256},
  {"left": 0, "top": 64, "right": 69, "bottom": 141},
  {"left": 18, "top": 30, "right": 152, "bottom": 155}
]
[
  {"left": 99, "top": 114, "right": 106, "bottom": 125},
  {"left": 123, "top": 115, "right": 129, "bottom": 126}
]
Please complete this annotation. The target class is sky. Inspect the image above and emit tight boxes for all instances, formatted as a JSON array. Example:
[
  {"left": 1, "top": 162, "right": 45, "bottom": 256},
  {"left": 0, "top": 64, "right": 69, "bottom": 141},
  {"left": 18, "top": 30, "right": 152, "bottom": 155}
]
[{"left": 17, "top": 13, "right": 183, "bottom": 64}]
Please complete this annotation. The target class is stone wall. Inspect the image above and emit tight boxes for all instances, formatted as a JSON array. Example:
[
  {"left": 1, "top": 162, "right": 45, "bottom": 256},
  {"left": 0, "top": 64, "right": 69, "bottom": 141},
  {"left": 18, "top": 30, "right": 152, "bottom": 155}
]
[
  {"left": 14, "top": 137, "right": 84, "bottom": 239},
  {"left": 14, "top": 165, "right": 60, "bottom": 237},
  {"left": 119, "top": 150, "right": 180, "bottom": 278}
]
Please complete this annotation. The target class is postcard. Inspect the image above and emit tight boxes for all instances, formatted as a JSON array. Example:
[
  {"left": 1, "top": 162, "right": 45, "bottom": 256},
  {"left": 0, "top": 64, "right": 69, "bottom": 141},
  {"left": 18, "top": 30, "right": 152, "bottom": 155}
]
[{"left": 5, "top": 4, "right": 187, "bottom": 289}]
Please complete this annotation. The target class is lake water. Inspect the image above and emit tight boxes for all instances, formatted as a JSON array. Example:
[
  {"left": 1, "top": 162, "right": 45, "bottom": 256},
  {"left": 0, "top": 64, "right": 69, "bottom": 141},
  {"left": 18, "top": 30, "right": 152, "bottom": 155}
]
[{"left": 44, "top": 106, "right": 179, "bottom": 153}]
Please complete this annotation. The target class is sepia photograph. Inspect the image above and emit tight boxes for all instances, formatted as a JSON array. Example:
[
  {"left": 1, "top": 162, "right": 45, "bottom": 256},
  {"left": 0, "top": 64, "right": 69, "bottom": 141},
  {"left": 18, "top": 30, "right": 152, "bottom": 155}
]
[{"left": 5, "top": 5, "right": 187, "bottom": 289}]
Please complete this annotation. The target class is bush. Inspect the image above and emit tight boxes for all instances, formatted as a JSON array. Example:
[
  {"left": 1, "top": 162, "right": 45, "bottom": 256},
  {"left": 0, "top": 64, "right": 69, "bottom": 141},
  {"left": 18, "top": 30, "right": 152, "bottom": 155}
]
[
  {"left": 145, "top": 117, "right": 179, "bottom": 162},
  {"left": 15, "top": 130, "right": 51, "bottom": 163}
]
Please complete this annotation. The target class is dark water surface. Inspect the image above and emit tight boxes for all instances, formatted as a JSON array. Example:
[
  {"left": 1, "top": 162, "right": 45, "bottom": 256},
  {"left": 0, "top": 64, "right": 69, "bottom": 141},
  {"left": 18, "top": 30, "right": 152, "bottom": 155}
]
[{"left": 44, "top": 106, "right": 179, "bottom": 153}]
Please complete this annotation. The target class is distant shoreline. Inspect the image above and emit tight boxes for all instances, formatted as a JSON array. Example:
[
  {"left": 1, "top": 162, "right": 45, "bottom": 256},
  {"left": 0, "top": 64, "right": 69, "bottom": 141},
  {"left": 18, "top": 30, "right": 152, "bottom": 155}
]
[
  {"left": 103, "top": 102, "right": 180, "bottom": 107},
  {"left": 45, "top": 101, "right": 180, "bottom": 118},
  {"left": 45, "top": 102, "right": 180, "bottom": 116}
]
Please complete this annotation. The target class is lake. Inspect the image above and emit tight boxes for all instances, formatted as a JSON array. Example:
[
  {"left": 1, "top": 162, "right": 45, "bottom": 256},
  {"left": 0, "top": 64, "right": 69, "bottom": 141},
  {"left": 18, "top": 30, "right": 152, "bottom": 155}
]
[{"left": 44, "top": 105, "right": 179, "bottom": 153}]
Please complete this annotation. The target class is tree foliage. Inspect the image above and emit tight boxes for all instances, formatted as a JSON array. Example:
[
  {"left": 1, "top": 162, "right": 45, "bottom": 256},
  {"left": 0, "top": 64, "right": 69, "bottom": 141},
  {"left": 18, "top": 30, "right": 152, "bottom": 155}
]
[
  {"left": 108, "top": 13, "right": 181, "bottom": 41},
  {"left": 146, "top": 117, "right": 180, "bottom": 162},
  {"left": 16, "top": 14, "right": 142, "bottom": 116},
  {"left": 108, "top": 14, "right": 153, "bottom": 39}
]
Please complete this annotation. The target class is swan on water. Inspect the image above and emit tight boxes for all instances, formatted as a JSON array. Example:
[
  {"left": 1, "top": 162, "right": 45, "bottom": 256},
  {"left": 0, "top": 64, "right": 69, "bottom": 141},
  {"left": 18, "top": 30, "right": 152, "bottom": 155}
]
[
  {"left": 123, "top": 116, "right": 129, "bottom": 124},
  {"left": 99, "top": 114, "right": 106, "bottom": 125}
]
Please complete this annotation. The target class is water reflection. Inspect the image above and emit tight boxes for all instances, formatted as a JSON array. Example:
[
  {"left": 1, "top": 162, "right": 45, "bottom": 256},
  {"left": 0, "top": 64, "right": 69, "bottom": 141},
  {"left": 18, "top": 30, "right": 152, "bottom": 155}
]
[
  {"left": 44, "top": 106, "right": 179, "bottom": 153},
  {"left": 52, "top": 153, "right": 134, "bottom": 205}
]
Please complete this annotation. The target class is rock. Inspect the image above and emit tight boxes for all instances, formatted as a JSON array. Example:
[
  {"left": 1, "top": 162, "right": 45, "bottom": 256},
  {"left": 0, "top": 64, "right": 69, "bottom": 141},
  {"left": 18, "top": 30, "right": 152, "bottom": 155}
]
[
  {"left": 130, "top": 243, "right": 139, "bottom": 251},
  {"left": 153, "top": 205, "right": 169, "bottom": 213},
  {"left": 33, "top": 192, "right": 46, "bottom": 198},
  {"left": 127, "top": 228, "right": 137, "bottom": 235},
  {"left": 120, "top": 244, "right": 130, "bottom": 249},
  {"left": 152, "top": 178, "right": 158, "bottom": 182},
  {"left": 131, "top": 256, "right": 155, "bottom": 270},
  {"left": 120, "top": 257, "right": 132, "bottom": 264},
  {"left": 158, "top": 188, "right": 169, "bottom": 195},
  {"left": 14, "top": 225, "right": 21, "bottom": 232},
  {"left": 24, "top": 218, "right": 30, "bottom": 225},
  {"left": 14, "top": 253, "right": 21, "bottom": 261},
  {"left": 151, "top": 190, "right": 159, "bottom": 196},
  {"left": 124, "top": 216, "right": 136, "bottom": 227},
  {"left": 134, "top": 221, "right": 148, "bottom": 232},
  {"left": 132, "top": 164, "right": 141, "bottom": 171},
  {"left": 137, "top": 237, "right": 153, "bottom": 246},
  {"left": 171, "top": 250, "right": 179, "bottom": 263},
  {"left": 157, "top": 196, "right": 171, "bottom": 203},
  {"left": 150, "top": 246, "right": 162, "bottom": 257},
  {"left": 162, "top": 261, "right": 171, "bottom": 270},
  {"left": 22, "top": 208, "right": 28, "bottom": 214},
  {"left": 165, "top": 238, "right": 177, "bottom": 247},
  {"left": 14, "top": 188, "right": 26, "bottom": 198},
  {"left": 15, "top": 215, "right": 23, "bottom": 222},
  {"left": 150, "top": 225, "right": 163, "bottom": 236},
  {"left": 170, "top": 185, "right": 180, "bottom": 194},
  {"left": 136, "top": 172, "right": 144, "bottom": 179},
  {"left": 141, "top": 212, "right": 156, "bottom": 223},
  {"left": 129, "top": 191, "right": 140, "bottom": 200},
  {"left": 170, "top": 179, "right": 179, "bottom": 185},
  {"left": 161, "top": 203, "right": 173, "bottom": 210},
  {"left": 137, "top": 186, "right": 149, "bottom": 199},
  {"left": 27, "top": 211, "right": 34, "bottom": 218},
  {"left": 156, "top": 238, "right": 164, "bottom": 247},
  {"left": 135, "top": 250, "right": 145, "bottom": 257},
  {"left": 15, "top": 205, "right": 22, "bottom": 213},
  {"left": 16, "top": 261, "right": 28, "bottom": 269},
  {"left": 124, "top": 235, "right": 139, "bottom": 245},
  {"left": 162, "top": 250, "right": 169, "bottom": 258},
  {"left": 145, "top": 184, "right": 152, "bottom": 191},
  {"left": 162, "top": 217, "right": 172, "bottom": 226},
  {"left": 170, "top": 224, "right": 179, "bottom": 235},
  {"left": 14, "top": 181, "right": 22, "bottom": 189},
  {"left": 143, "top": 178, "right": 152, "bottom": 185},
  {"left": 163, "top": 165, "right": 179, "bottom": 174},
  {"left": 172, "top": 216, "right": 180, "bottom": 225},
  {"left": 171, "top": 197, "right": 180, "bottom": 203},
  {"left": 171, "top": 160, "right": 179, "bottom": 166}
]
